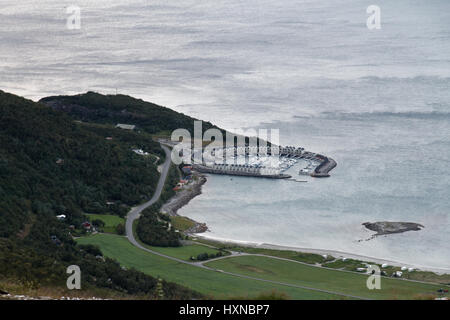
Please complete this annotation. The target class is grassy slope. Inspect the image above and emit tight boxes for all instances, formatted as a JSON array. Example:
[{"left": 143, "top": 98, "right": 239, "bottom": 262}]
[
  {"left": 193, "top": 239, "right": 450, "bottom": 285},
  {"left": 39, "top": 92, "right": 218, "bottom": 135},
  {"left": 130, "top": 219, "right": 224, "bottom": 261},
  {"left": 76, "top": 234, "right": 344, "bottom": 299},
  {"left": 85, "top": 214, "right": 124, "bottom": 233},
  {"left": 142, "top": 244, "right": 222, "bottom": 261},
  {"left": 86, "top": 214, "right": 124, "bottom": 227},
  {"left": 170, "top": 216, "right": 196, "bottom": 231},
  {"left": 205, "top": 256, "right": 442, "bottom": 300},
  {"left": 224, "top": 246, "right": 334, "bottom": 265}
]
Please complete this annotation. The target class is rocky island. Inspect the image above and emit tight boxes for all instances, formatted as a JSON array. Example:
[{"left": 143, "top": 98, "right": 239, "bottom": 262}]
[{"left": 363, "top": 221, "right": 424, "bottom": 236}]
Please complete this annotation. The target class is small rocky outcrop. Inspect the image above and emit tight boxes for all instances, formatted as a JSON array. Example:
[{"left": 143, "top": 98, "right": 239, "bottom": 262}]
[{"left": 363, "top": 221, "right": 424, "bottom": 236}]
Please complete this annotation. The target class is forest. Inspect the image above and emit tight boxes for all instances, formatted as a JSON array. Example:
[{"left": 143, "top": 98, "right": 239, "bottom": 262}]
[
  {"left": 40, "top": 91, "right": 218, "bottom": 135},
  {"left": 0, "top": 90, "right": 202, "bottom": 298},
  {"left": 137, "top": 206, "right": 182, "bottom": 247}
]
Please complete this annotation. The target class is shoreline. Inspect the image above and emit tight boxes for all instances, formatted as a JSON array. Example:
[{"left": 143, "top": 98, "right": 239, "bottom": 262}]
[
  {"left": 188, "top": 233, "right": 450, "bottom": 274},
  {"left": 160, "top": 169, "right": 449, "bottom": 275},
  {"left": 161, "top": 171, "right": 209, "bottom": 233}
]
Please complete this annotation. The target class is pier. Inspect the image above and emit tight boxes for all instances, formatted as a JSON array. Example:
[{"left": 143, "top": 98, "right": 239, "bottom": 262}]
[{"left": 310, "top": 157, "right": 337, "bottom": 178}]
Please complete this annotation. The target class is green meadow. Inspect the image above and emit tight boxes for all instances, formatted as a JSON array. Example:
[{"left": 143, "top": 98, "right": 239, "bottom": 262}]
[
  {"left": 76, "top": 234, "right": 346, "bottom": 299},
  {"left": 86, "top": 214, "right": 125, "bottom": 233},
  {"left": 141, "top": 243, "right": 224, "bottom": 261},
  {"left": 205, "top": 255, "right": 441, "bottom": 300},
  {"left": 77, "top": 234, "right": 444, "bottom": 300}
]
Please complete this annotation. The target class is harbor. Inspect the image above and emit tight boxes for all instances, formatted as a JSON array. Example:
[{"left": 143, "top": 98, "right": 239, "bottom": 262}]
[{"left": 190, "top": 145, "right": 337, "bottom": 179}]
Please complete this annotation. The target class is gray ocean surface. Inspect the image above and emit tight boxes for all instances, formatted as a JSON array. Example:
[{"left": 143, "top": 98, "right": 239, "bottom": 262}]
[{"left": 1, "top": 0, "right": 449, "bottom": 269}]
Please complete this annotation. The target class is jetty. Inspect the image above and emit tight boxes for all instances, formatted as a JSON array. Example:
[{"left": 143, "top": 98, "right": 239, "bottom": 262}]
[
  {"left": 310, "top": 156, "right": 337, "bottom": 178},
  {"left": 278, "top": 147, "right": 337, "bottom": 178}
]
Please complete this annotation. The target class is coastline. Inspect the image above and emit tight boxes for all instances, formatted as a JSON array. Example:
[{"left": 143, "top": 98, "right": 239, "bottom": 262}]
[
  {"left": 188, "top": 233, "right": 450, "bottom": 274},
  {"left": 159, "top": 169, "right": 449, "bottom": 275},
  {"left": 161, "top": 171, "right": 209, "bottom": 233}
]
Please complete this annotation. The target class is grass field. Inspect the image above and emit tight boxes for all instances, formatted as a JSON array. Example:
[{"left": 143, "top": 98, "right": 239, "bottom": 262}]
[
  {"left": 170, "top": 216, "right": 196, "bottom": 232},
  {"left": 205, "top": 256, "right": 443, "bottom": 300},
  {"left": 225, "top": 246, "right": 335, "bottom": 265},
  {"left": 130, "top": 219, "right": 224, "bottom": 261},
  {"left": 193, "top": 239, "right": 450, "bottom": 285},
  {"left": 75, "top": 234, "right": 346, "bottom": 299},
  {"left": 142, "top": 243, "right": 223, "bottom": 261},
  {"left": 86, "top": 214, "right": 124, "bottom": 233}
]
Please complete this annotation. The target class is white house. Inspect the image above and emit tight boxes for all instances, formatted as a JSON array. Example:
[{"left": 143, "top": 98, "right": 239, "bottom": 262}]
[
  {"left": 132, "top": 149, "right": 149, "bottom": 156},
  {"left": 116, "top": 124, "right": 136, "bottom": 130}
]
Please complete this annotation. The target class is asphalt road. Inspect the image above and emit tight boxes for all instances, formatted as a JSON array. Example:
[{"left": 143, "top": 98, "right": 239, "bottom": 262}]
[{"left": 125, "top": 144, "right": 174, "bottom": 252}]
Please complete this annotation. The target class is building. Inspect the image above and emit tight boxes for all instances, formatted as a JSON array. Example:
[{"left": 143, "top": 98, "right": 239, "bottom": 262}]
[
  {"left": 132, "top": 149, "right": 149, "bottom": 156},
  {"left": 81, "top": 221, "right": 92, "bottom": 230},
  {"left": 116, "top": 124, "right": 136, "bottom": 130}
]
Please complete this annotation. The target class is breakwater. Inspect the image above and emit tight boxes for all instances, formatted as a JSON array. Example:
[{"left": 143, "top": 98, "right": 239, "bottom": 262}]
[{"left": 310, "top": 157, "right": 337, "bottom": 178}]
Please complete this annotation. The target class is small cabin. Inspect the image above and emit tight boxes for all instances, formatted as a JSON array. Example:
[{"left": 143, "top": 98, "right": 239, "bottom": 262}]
[{"left": 116, "top": 124, "right": 136, "bottom": 130}]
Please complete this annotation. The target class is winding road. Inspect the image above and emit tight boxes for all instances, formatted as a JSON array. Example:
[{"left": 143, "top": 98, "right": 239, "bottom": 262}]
[
  {"left": 125, "top": 144, "right": 182, "bottom": 258},
  {"left": 124, "top": 143, "right": 372, "bottom": 300}
]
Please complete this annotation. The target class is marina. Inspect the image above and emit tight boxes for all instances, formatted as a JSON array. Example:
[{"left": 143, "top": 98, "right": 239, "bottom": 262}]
[{"left": 192, "top": 145, "right": 337, "bottom": 179}]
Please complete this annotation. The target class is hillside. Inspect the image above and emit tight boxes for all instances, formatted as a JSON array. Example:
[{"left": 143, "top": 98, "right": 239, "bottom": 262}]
[
  {"left": 0, "top": 90, "right": 201, "bottom": 299},
  {"left": 40, "top": 91, "right": 217, "bottom": 135}
]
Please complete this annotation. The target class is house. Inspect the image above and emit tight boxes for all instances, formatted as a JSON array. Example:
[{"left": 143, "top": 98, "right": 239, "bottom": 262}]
[
  {"left": 132, "top": 149, "right": 149, "bottom": 156},
  {"left": 56, "top": 158, "right": 64, "bottom": 165},
  {"left": 115, "top": 124, "right": 136, "bottom": 130},
  {"left": 56, "top": 214, "right": 66, "bottom": 220},
  {"left": 393, "top": 271, "right": 403, "bottom": 277},
  {"left": 106, "top": 137, "right": 113, "bottom": 140},
  {"left": 81, "top": 221, "right": 92, "bottom": 230}
]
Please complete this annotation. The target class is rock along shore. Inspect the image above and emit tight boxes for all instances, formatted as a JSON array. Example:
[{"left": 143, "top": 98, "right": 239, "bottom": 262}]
[{"left": 161, "top": 172, "right": 208, "bottom": 233}]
